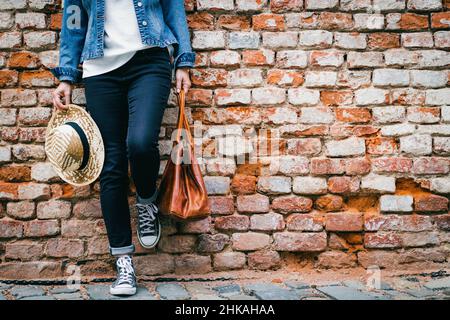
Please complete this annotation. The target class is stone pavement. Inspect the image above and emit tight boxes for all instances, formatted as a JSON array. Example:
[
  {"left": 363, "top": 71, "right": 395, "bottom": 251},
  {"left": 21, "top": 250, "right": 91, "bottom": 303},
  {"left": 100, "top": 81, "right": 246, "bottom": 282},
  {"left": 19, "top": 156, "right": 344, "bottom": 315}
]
[{"left": 1, "top": 273, "right": 449, "bottom": 300}]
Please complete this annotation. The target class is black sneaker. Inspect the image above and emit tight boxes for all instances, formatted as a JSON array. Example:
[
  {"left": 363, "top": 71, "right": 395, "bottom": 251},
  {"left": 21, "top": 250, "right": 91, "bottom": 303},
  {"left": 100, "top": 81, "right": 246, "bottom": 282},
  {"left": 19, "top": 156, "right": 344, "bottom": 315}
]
[
  {"left": 110, "top": 255, "right": 137, "bottom": 296},
  {"left": 136, "top": 202, "right": 161, "bottom": 249}
]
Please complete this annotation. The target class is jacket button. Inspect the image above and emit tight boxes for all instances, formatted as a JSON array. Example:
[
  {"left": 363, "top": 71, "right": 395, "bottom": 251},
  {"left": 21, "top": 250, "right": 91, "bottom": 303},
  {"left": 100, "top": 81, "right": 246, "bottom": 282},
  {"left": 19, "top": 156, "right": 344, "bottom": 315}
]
[
  {"left": 142, "top": 20, "right": 147, "bottom": 26},
  {"left": 137, "top": 1, "right": 142, "bottom": 6}
]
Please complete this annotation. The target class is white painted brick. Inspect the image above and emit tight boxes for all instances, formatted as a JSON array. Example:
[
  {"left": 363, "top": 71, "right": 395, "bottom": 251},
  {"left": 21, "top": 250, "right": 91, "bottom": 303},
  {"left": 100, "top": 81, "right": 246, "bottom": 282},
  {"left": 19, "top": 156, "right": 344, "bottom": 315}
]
[
  {"left": 276, "top": 50, "right": 308, "bottom": 68},
  {"left": 304, "top": 71, "right": 337, "bottom": 87},
  {"left": 229, "top": 69, "right": 263, "bottom": 87},
  {"left": 402, "top": 32, "right": 434, "bottom": 48},
  {"left": 192, "top": 31, "right": 226, "bottom": 49},
  {"left": 381, "top": 123, "right": 416, "bottom": 137},
  {"left": 325, "top": 137, "right": 366, "bottom": 157},
  {"left": 299, "top": 30, "right": 333, "bottom": 47},
  {"left": 384, "top": 49, "right": 419, "bottom": 66},
  {"left": 229, "top": 32, "right": 260, "bottom": 49},
  {"left": 252, "top": 87, "right": 286, "bottom": 104},
  {"left": 407, "top": 0, "right": 442, "bottom": 11},
  {"left": 355, "top": 88, "right": 389, "bottom": 105},
  {"left": 430, "top": 177, "right": 450, "bottom": 193},
  {"left": 293, "top": 177, "right": 328, "bottom": 194},
  {"left": 334, "top": 32, "right": 367, "bottom": 49},
  {"left": 354, "top": 14, "right": 384, "bottom": 30},
  {"left": 361, "top": 174, "right": 396, "bottom": 193},
  {"left": 373, "top": 0, "right": 406, "bottom": 11},
  {"left": 299, "top": 107, "right": 334, "bottom": 124},
  {"left": 380, "top": 195, "right": 413, "bottom": 212},
  {"left": 425, "top": 88, "right": 450, "bottom": 105},
  {"left": 410, "top": 70, "right": 447, "bottom": 89},
  {"left": 347, "top": 52, "right": 384, "bottom": 68},
  {"left": 263, "top": 32, "right": 298, "bottom": 48},
  {"left": 373, "top": 69, "right": 410, "bottom": 87},
  {"left": 434, "top": 31, "right": 450, "bottom": 48},
  {"left": 441, "top": 106, "right": 450, "bottom": 123},
  {"left": 197, "top": 0, "right": 234, "bottom": 10},
  {"left": 288, "top": 88, "right": 320, "bottom": 106},
  {"left": 305, "top": 0, "right": 338, "bottom": 9},
  {"left": 400, "top": 134, "right": 432, "bottom": 155},
  {"left": 372, "top": 106, "right": 406, "bottom": 123}
]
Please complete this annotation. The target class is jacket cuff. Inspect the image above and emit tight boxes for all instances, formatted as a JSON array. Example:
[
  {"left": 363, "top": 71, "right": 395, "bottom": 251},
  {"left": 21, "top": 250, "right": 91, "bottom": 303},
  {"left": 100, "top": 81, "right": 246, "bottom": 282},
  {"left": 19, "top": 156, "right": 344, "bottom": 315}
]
[
  {"left": 174, "top": 52, "right": 196, "bottom": 69},
  {"left": 50, "top": 66, "right": 82, "bottom": 84}
]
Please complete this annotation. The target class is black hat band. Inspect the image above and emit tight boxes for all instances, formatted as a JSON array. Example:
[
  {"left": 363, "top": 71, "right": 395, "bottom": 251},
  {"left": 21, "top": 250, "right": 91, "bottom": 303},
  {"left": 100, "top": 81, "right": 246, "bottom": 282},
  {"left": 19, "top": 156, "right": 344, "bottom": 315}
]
[{"left": 65, "top": 121, "right": 90, "bottom": 170}]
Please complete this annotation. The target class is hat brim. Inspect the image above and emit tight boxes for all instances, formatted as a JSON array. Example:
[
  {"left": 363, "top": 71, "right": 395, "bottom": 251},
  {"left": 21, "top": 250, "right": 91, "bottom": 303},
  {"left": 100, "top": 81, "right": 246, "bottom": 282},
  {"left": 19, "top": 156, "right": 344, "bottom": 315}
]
[{"left": 45, "top": 104, "right": 105, "bottom": 186}]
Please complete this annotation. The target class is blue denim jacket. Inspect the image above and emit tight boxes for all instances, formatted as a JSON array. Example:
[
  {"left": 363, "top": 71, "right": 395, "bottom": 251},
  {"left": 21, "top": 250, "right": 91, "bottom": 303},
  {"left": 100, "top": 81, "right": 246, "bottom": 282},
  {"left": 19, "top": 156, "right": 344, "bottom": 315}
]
[{"left": 50, "top": 0, "right": 196, "bottom": 83}]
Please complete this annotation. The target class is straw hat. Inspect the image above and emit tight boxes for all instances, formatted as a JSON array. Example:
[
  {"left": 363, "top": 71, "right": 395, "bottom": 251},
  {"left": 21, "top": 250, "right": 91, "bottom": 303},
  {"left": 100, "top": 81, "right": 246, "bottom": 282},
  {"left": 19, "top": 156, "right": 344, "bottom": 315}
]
[{"left": 45, "top": 104, "right": 104, "bottom": 186}]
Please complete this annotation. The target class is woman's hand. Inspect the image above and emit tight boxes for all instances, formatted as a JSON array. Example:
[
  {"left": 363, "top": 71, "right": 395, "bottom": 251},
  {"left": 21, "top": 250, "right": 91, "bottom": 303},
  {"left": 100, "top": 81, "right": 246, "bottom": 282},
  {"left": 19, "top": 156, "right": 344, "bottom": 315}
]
[
  {"left": 52, "top": 81, "right": 72, "bottom": 110},
  {"left": 175, "top": 68, "right": 191, "bottom": 94}
]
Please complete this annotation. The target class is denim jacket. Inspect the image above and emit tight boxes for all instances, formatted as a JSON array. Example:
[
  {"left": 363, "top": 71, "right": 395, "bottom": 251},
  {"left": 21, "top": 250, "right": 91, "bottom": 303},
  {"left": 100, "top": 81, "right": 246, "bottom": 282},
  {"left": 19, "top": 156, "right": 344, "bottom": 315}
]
[{"left": 50, "top": 0, "right": 196, "bottom": 84}]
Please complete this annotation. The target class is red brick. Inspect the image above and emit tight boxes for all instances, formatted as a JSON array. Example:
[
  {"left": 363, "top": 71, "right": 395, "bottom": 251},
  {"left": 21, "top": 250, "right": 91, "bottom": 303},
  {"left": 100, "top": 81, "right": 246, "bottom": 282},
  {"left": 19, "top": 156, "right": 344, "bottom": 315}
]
[
  {"left": 208, "top": 196, "right": 234, "bottom": 215},
  {"left": 236, "top": 194, "right": 270, "bottom": 213},
  {"left": 190, "top": 68, "right": 228, "bottom": 87},
  {"left": 318, "top": 12, "right": 353, "bottom": 30},
  {"left": 232, "top": 232, "right": 271, "bottom": 251},
  {"left": 242, "top": 49, "right": 274, "bottom": 66},
  {"left": 231, "top": 174, "right": 257, "bottom": 194},
  {"left": 273, "top": 232, "right": 327, "bottom": 252},
  {"left": 315, "top": 194, "right": 344, "bottom": 212},
  {"left": 366, "top": 137, "right": 397, "bottom": 155},
  {"left": 317, "top": 251, "right": 357, "bottom": 268},
  {"left": 0, "top": 261, "right": 62, "bottom": 279},
  {"left": 5, "top": 241, "right": 43, "bottom": 260},
  {"left": 320, "top": 90, "right": 353, "bottom": 106},
  {"left": 158, "top": 235, "right": 196, "bottom": 253},
  {"left": 431, "top": 12, "right": 450, "bottom": 28},
  {"left": 186, "top": 89, "right": 213, "bottom": 106},
  {"left": 286, "top": 213, "right": 324, "bottom": 231},
  {"left": 372, "top": 157, "right": 413, "bottom": 173},
  {"left": 368, "top": 33, "right": 400, "bottom": 50},
  {"left": 0, "top": 218, "right": 23, "bottom": 238},
  {"left": 270, "top": 0, "right": 303, "bottom": 13},
  {"left": 248, "top": 250, "right": 281, "bottom": 270},
  {"left": 187, "top": 12, "right": 214, "bottom": 30},
  {"left": 0, "top": 166, "right": 31, "bottom": 182},
  {"left": 45, "top": 238, "right": 84, "bottom": 258},
  {"left": 8, "top": 51, "right": 40, "bottom": 69},
  {"left": 311, "top": 158, "right": 345, "bottom": 175},
  {"left": 345, "top": 158, "right": 371, "bottom": 175},
  {"left": 174, "top": 254, "right": 212, "bottom": 274},
  {"left": 253, "top": 14, "right": 285, "bottom": 31},
  {"left": 267, "top": 70, "right": 304, "bottom": 87},
  {"left": 326, "top": 212, "right": 363, "bottom": 232},
  {"left": 364, "top": 232, "right": 402, "bottom": 249},
  {"left": 217, "top": 15, "right": 251, "bottom": 30},
  {"left": 412, "top": 158, "right": 449, "bottom": 175},
  {"left": 328, "top": 176, "right": 360, "bottom": 194},
  {"left": 215, "top": 215, "right": 250, "bottom": 231},
  {"left": 335, "top": 108, "right": 371, "bottom": 123},
  {"left": 414, "top": 194, "right": 449, "bottom": 212},
  {"left": 271, "top": 195, "right": 313, "bottom": 213},
  {"left": 24, "top": 220, "right": 59, "bottom": 237}
]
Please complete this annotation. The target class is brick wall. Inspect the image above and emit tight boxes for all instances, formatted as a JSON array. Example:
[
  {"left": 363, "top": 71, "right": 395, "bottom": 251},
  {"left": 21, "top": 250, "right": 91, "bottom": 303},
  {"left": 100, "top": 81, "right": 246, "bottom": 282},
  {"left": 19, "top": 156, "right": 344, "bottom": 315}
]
[{"left": 0, "top": 0, "right": 449, "bottom": 279}]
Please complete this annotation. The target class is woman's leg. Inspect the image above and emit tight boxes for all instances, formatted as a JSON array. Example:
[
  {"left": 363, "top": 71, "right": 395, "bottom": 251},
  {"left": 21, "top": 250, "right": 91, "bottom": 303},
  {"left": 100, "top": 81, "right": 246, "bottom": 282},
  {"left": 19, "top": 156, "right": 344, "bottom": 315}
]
[
  {"left": 83, "top": 75, "right": 135, "bottom": 256},
  {"left": 126, "top": 49, "right": 172, "bottom": 199}
]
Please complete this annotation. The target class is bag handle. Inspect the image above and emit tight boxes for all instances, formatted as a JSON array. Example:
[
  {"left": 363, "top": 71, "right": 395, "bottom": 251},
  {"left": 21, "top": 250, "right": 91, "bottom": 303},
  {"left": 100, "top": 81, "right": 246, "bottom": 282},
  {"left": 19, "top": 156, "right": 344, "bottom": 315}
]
[{"left": 175, "top": 89, "right": 193, "bottom": 145}]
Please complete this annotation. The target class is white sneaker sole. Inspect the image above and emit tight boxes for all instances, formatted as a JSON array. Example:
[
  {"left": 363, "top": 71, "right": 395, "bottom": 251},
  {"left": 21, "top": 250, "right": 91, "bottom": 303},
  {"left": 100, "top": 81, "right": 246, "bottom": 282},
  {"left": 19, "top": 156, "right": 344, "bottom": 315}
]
[
  {"left": 110, "top": 286, "right": 137, "bottom": 296},
  {"left": 137, "top": 219, "right": 161, "bottom": 249}
]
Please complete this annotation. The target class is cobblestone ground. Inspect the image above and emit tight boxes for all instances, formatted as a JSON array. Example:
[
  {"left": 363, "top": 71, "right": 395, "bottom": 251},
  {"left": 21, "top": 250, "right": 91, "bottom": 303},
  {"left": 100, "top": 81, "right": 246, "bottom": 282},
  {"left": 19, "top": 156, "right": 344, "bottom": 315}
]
[{"left": 1, "top": 273, "right": 449, "bottom": 300}]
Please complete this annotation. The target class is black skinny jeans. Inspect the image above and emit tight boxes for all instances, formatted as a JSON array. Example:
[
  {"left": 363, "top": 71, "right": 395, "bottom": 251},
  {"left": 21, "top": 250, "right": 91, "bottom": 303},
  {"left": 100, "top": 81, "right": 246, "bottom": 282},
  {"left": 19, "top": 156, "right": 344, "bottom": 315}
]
[{"left": 82, "top": 47, "right": 172, "bottom": 255}]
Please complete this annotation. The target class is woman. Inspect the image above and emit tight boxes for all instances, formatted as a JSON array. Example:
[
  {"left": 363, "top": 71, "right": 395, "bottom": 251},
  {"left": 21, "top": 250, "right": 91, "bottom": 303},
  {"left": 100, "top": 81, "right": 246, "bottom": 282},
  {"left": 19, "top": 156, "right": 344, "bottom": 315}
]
[{"left": 50, "top": 0, "right": 194, "bottom": 296}]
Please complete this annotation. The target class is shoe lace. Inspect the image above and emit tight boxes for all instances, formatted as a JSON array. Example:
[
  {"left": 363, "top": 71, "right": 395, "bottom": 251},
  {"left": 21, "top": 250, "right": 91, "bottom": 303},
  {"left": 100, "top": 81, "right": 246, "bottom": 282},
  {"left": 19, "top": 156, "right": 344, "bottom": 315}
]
[
  {"left": 136, "top": 202, "right": 158, "bottom": 235},
  {"left": 115, "top": 256, "right": 135, "bottom": 286}
]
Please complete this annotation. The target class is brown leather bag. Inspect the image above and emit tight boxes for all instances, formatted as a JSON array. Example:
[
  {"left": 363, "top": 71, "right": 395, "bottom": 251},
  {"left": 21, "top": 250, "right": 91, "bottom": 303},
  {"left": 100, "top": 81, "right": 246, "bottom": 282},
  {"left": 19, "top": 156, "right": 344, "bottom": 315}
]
[{"left": 156, "top": 89, "right": 210, "bottom": 220}]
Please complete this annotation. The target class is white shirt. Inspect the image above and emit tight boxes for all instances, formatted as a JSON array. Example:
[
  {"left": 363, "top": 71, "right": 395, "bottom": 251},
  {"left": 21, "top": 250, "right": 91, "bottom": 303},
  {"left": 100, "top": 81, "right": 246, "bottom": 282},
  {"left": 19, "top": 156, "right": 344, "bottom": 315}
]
[{"left": 82, "top": 0, "right": 155, "bottom": 78}]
